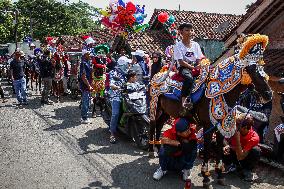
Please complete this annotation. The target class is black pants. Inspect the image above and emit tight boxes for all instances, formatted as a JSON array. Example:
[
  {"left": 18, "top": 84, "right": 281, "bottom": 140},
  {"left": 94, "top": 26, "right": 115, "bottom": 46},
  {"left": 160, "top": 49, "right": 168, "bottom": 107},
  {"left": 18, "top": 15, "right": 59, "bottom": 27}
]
[
  {"left": 179, "top": 67, "right": 194, "bottom": 97},
  {"left": 0, "top": 85, "right": 4, "bottom": 99},
  {"left": 223, "top": 146, "right": 261, "bottom": 171}
]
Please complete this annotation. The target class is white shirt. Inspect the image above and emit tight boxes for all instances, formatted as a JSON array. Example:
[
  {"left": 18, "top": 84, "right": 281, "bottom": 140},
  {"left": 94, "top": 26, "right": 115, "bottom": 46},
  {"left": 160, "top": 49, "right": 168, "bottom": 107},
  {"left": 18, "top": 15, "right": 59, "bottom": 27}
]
[{"left": 174, "top": 40, "right": 203, "bottom": 68}]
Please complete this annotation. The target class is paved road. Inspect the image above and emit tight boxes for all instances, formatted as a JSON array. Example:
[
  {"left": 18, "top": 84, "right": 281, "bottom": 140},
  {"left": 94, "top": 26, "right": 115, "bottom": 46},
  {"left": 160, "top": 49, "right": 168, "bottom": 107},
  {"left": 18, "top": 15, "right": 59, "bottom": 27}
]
[{"left": 0, "top": 83, "right": 283, "bottom": 189}]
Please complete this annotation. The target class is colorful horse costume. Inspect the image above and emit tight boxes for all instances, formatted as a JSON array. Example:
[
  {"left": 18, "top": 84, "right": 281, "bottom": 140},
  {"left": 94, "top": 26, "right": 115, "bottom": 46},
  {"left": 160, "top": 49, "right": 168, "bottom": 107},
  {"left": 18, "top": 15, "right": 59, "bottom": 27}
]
[{"left": 149, "top": 34, "right": 272, "bottom": 188}]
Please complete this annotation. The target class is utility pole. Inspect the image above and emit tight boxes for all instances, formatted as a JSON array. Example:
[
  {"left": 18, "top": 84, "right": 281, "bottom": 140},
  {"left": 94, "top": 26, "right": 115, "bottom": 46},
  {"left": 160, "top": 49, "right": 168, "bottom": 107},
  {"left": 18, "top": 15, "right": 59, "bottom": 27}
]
[
  {"left": 29, "top": 10, "right": 33, "bottom": 40},
  {"left": 14, "top": 9, "right": 19, "bottom": 50}
]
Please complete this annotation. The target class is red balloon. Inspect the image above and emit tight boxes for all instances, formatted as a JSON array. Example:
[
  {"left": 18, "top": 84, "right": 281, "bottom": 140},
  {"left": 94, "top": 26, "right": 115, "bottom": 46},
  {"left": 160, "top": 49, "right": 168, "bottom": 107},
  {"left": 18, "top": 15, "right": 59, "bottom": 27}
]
[
  {"left": 158, "top": 12, "right": 169, "bottom": 23},
  {"left": 46, "top": 37, "right": 53, "bottom": 42},
  {"left": 82, "top": 35, "right": 90, "bottom": 40},
  {"left": 126, "top": 2, "right": 136, "bottom": 14}
]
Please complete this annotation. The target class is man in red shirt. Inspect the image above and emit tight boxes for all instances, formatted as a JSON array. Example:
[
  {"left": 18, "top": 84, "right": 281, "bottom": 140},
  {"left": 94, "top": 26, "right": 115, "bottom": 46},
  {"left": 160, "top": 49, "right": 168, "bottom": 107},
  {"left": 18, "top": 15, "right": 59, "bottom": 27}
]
[
  {"left": 223, "top": 113, "right": 261, "bottom": 182},
  {"left": 153, "top": 118, "right": 197, "bottom": 181}
]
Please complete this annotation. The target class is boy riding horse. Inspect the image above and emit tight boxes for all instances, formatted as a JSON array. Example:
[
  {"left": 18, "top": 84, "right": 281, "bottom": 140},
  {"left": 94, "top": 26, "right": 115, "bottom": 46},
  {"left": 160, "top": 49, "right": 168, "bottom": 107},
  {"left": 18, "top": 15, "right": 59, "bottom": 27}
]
[{"left": 174, "top": 23, "right": 203, "bottom": 109}]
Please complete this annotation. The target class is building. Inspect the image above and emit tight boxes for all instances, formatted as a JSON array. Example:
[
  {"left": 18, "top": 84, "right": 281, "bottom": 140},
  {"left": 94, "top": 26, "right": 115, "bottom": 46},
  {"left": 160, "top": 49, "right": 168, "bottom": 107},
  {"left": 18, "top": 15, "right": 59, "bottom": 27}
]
[
  {"left": 216, "top": 0, "right": 284, "bottom": 137},
  {"left": 113, "top": 9, "right": 242, "bottom": 60}
]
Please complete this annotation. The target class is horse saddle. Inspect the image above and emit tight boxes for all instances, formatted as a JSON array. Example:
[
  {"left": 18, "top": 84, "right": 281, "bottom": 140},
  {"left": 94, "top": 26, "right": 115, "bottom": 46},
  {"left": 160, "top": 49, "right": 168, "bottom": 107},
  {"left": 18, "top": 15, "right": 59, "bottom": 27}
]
[{"left": 163, "top": 72, "right": 206, "bottom": 104}]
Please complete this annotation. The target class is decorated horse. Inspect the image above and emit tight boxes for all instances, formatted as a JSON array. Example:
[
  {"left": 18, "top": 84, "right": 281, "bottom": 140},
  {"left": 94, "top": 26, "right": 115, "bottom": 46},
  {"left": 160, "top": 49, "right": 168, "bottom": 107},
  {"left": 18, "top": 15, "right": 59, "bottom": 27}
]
[
  {"left": 52, "top": 53, "right": 64, "bottom": 103},
  {"left": 149, "top": 34, "right": 273, "bottom": 188},
  {"left": 91, "top": 44, "right": 110, "bottom": 117}
]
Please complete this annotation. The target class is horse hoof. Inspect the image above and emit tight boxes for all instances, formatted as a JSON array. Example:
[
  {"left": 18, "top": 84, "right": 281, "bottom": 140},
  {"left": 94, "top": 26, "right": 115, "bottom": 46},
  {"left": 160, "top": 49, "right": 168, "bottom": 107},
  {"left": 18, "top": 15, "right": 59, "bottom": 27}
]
[
  {"left": 217, "top": 178, "right": 226, "bottom": 186},
  {"left": 148, "top": 152, "right": 155, "bottom": 158},
  {"left": 202, "top": 183, "right": 212, "bottom": 189}
]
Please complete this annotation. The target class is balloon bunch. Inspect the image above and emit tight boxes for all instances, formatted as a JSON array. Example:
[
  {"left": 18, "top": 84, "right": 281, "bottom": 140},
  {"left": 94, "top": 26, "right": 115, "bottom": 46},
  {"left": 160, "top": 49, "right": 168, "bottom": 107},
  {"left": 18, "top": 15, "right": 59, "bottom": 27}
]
[
  {"left": 157, "top": 12, "right": 178, "bottom": 39},
  {"left": 100, "top": 0, "right": 149, "bottom": 38}
]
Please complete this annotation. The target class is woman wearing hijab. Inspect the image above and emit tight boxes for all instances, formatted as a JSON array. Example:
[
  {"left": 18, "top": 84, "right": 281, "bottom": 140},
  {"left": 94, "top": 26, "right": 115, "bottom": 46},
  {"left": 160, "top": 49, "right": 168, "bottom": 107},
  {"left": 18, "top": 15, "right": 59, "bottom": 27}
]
[{"left": 150, "top": 51, "right": 163, "bottom": 79}]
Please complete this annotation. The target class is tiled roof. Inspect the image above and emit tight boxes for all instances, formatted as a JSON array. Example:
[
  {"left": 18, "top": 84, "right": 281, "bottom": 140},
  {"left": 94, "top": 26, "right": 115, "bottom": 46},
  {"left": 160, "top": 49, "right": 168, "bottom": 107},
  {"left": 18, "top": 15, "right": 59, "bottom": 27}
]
[
  {"left": 89, "top": 28, "right": 115, "bottom": 44},
  {"left": 126, "top": 29, "right": 174, "bottom": 55},
  {"left": 149, "top": 9, "right": 242, "bottom": 40},
  {"left": 264, "top": 49, "right": 284, "bottom": 77},
  {"left": 59, "top": 29, "right": 115, "bottom": 52}
]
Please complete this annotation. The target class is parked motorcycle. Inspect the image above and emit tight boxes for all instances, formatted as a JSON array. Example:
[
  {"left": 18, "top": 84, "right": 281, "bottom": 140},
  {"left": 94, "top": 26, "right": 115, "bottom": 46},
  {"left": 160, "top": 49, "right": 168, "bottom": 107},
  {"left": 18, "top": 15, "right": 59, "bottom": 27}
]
[{"left": 105, "top": 87, "right": 150, "bottom": 150}]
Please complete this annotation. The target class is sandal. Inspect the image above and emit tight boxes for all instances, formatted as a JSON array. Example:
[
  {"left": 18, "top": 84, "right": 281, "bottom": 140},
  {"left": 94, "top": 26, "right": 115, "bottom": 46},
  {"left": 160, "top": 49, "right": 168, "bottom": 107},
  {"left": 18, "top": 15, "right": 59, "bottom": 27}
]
[{"left": 110, "top": 135, "right": 116, "bottom": 144}]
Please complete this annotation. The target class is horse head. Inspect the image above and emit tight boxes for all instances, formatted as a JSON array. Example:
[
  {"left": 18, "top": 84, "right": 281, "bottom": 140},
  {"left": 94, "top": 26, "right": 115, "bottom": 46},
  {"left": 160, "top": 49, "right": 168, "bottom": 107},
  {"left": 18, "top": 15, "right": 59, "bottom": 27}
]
[{"left": 238, "top": 34, "right": 273, "bottom": 103}]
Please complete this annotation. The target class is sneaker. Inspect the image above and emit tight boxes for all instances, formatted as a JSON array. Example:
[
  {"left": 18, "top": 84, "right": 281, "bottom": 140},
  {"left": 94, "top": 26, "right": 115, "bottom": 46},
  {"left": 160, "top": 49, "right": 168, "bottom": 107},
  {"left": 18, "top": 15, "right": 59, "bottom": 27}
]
[
  {"left": 81, "top": 118, "right": 91, "bottom": 124},
  {"left": 223, "top": 163, "right": 236, "bottom": 174},
  {"left": 182, "top": 169, "right": 191, "bottom": 181},
  {"left": 153, "top": 167, "right": 167, "bottom": 181},
  {"left": 182, "top": 97, "right": 193, "bottom": 110},
  {"left": 243, "top": 169, "right": 258, "bottom": 182}
]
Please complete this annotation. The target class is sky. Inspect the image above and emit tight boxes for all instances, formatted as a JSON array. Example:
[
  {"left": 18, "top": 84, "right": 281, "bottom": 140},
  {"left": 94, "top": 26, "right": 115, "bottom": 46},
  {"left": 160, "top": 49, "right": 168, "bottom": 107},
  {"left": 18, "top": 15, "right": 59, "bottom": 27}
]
[{"left": 74, "top": 0, "right": 257, "bottom": 21}]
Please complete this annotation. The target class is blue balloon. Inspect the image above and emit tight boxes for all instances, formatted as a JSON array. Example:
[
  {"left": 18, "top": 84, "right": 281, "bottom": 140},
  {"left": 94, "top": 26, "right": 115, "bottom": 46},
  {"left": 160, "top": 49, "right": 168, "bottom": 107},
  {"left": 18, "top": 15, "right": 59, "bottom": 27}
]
[
  {"left": 136, "top": 5, "right": 145, "bottom": 14},
  {"left": 118, "top": 0, "right": 125, "bottom": 7},
  {"left": 134, "top": 14, "right": 145, "bottom": 24}
]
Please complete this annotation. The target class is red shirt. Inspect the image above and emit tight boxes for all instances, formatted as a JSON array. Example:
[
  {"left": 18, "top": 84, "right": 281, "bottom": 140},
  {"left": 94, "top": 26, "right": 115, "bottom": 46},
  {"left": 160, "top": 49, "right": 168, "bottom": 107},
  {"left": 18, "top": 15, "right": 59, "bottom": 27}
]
[
  {"left": 230, "top": 128, "right": 259, "bottom": 152},
  {"left": 163, "top": 124, "right": 197, "bottom": 141}
]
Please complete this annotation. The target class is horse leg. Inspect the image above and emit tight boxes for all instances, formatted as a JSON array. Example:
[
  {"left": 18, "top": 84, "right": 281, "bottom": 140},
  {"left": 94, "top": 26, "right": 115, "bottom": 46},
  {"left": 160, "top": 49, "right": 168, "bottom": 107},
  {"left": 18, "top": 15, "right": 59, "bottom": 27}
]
[
  {"left": 201, "top": 129, "right": 212, "bottom": 189},
  {"left": 149, "top": 120, "right": 156, "bottom": 158},
  {"left": 155, "top": 113, "right": 169, "bottom": 152},
  {"left": 92, "top": 97, "right": 96, "bottom": 118},
  {"left": 215, "top": 131, "right": 226, "bottom": 186}
]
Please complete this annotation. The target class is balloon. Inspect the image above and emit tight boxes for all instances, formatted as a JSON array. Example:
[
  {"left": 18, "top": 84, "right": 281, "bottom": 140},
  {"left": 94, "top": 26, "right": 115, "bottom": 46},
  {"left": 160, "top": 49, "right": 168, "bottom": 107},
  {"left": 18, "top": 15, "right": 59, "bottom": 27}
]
[
  {"left": 118, "top": 0, "right": 125, "bottom": 7},
  {"left": 100, "top": 9, "right": 111, "bottom": 17},
  {"left": 110, "top": 2, "right": 118, "bottom": 13},
  {"left": 82, "top": 35, "right": 90, "bottom": 40},
  {"left": 167, "top": 14, "right": 175, "bottom": 25},
  {"left": 101, "top": 17, "right": 112, "bottom": 28},
  {"left": 109, "top": 14, "right": 118, "bottom": 22},
  {"left": 126, "top": 2, "right": 136, "bottom": 14},
  {"left": 136, "top": 5, "right": 145, "bottom": 14},
  {"left": 158, "top": 12, "right": 169, "bottom": 23},
  {"left": 165, "top": 45, "right": 174, "bottom": 58},
  {"left": 134, "top": 13, "right": 145, "bottom": 24},
  {"left": 133, "top": 23, "right": 149, "bottom": 32}
]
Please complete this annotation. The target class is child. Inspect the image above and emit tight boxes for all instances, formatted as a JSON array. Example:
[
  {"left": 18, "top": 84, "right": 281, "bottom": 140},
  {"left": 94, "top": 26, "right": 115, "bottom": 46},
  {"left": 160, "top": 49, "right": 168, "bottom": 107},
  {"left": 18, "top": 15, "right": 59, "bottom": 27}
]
[{"left": 174, "top": 23, "right": 203, "bottom": 109}]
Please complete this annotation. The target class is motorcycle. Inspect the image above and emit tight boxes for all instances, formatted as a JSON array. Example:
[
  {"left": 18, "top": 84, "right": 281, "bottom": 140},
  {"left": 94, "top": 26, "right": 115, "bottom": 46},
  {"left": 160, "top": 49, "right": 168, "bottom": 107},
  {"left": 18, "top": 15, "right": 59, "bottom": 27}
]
[{"left": 105, "top": 86, "right": 150, "bottom": 150}]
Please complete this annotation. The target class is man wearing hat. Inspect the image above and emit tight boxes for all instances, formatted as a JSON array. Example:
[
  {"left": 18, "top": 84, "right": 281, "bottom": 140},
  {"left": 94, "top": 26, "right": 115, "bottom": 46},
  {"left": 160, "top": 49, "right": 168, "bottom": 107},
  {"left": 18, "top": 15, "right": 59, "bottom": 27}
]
[
  {"left": 79, "top": 49, "right": 93, "bottom": 124},
  {"left": 10, "top": 50, "right": 28, "bottom": 105},
  {"left": 131, "top": 49, "right": 149, "bottom": 84},
  {"left": 153, "top": 118, "right": 197, "bottom": 181}
]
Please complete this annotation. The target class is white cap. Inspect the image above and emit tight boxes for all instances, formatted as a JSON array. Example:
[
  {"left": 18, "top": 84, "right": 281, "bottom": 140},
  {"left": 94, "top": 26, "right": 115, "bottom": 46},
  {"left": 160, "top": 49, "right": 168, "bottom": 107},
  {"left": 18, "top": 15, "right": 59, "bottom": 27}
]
[
  {"left": 131, "top": 49, "right": 145, "bottom": 57},
  {"left": 82, "top": 49, "right": 91, "bottom": 56},
  {"left": 30, "top": 43, "right": 36, "bottom": 47},
  {"left": 117, "top": 56, "right": 131, "bottom": 66},
  {"left": 85, "top": 37, "right": 95, "bottom": 45},
  {"left": 20, "top": 51, "right": 25, "bottom": 56}
]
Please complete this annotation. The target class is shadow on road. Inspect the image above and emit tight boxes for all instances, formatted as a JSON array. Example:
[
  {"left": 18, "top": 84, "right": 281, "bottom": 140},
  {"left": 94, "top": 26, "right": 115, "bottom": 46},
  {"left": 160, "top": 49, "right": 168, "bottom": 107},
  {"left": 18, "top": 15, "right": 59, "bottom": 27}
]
[
  {"left": 43, "top": 105, "right": 81, "bottom": 131},
  {"left": 78, "top": 127, "right": 147, "bottom": 157}
]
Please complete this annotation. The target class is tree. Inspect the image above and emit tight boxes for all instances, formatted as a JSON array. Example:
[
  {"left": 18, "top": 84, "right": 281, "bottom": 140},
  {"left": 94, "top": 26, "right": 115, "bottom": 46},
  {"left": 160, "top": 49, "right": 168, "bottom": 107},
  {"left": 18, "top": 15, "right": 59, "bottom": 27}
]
[{"left": 0, "top": 0, "right": 100, "bottom": 43}]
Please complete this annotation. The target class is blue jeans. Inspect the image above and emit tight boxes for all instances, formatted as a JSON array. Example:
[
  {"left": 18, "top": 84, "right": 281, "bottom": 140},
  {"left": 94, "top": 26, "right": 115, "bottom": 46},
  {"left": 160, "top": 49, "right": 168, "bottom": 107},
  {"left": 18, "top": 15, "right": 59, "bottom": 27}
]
[
  {"left": 159, "top": 141, "right": 197, "bottom": 171},
  {"left": 81, "top": 90, "right": 91, "bottom": 120},
  {"left": 13, "top": 77, "right": 27, "bottom": 103},
  {"left": 109, "top": 99, "right": 121, "bottom": 134}
]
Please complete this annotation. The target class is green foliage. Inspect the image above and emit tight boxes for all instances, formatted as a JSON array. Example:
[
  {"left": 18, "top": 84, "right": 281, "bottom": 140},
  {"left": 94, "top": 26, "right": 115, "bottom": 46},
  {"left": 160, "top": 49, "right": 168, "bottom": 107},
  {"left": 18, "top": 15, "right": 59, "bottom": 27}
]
[{"left": 0, "top": 0, "right": 100, "bottom": 44}]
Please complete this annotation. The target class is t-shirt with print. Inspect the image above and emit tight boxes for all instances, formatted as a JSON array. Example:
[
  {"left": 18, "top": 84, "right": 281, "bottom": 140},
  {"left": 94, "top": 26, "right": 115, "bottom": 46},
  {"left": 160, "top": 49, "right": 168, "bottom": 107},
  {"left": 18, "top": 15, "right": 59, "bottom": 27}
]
[
  {"left": 174, "top": 40, "right": 203, "bottom": 68},
  {"left": 230, "top": 128, "right": 259, "bottom": 152}
]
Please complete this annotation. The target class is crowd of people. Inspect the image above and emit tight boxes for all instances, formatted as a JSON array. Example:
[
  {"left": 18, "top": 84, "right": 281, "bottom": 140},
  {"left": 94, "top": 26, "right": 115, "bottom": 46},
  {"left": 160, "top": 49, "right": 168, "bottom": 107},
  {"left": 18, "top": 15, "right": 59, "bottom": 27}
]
[{"left": 0, "top": 22, "right": 275, "bottom": 185}]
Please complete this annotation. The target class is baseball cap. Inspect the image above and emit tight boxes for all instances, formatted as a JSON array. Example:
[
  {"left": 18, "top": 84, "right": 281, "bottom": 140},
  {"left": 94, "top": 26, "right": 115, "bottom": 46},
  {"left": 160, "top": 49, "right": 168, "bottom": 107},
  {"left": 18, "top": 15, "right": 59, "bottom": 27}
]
[
  {"left": 131, "top": 49, "right": 145, "bottom": 57},
  {"left": 117, "top": 56, "right": 131, "bottom": 66},
  {"left": 175, "top": 118, "right": 189, "bottom": 132}
]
